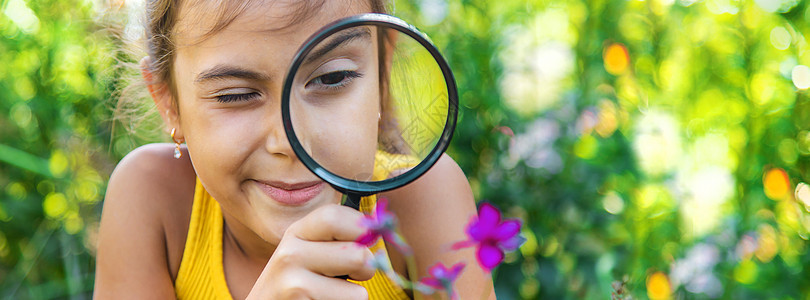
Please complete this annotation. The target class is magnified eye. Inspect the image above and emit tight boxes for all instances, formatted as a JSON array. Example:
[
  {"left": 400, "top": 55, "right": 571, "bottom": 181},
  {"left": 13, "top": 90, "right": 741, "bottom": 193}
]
[{"left": 306, "top": 70, "right": 363, "bottom": 90}]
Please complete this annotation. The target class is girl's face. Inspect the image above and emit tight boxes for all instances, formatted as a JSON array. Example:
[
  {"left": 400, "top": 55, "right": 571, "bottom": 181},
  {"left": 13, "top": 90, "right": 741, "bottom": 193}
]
[{"left": 171, "top": 0, "right": 379, "bottom": 245}]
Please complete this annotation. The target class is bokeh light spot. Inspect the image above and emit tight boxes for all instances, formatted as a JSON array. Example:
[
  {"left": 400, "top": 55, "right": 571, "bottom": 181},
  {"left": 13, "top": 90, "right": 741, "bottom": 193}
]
[
  {"left": 706, "top": 0, "right": 740, "bottom": 14},
  {"left": 778, "top": 139, "right": 798, "bottom": 165},
  {"left": 3, "top": 0, "right": 40, "bottom": 34},
  {"left": 733, "top": 259, "right": 758, "bottom": 284},
  {"left": 636, "top": 184, "right": 672, "bottom": 209},
  {"left": 0, "top": 203, "right": 9, "bottom": 222},
  {"left": 10, "top": 102, "right": 32, "bottom": 129},
  {"left": 519, "top": 229, "right": 539, "bottom": 257},
  {"left": 736, "top": 234, "right": 758, "bottom": 260},
  {"left": 763, "top": 167, "right": 790, "bottom": 200},
  {"left": 596, "top": 99, "right": 619, "bottom": 137},
  {"left": 520, "top": 277, "right": 540, "bottom": 299},
  {"left": 76, "top": 181, "right": 99, "bottom": 203},
  {"left": 43, "top": 193, "right": 68, "bottom": 219},
  {"left": 755, "top": 225, "right": 778, "bottom": 262},
  {"left": 769, "top": 26, "right": 791, "bottom": 50},
  {"left": 603, "top": 191, "right": 625, "bottom": 214},
  {"left": 543, "top": 236, "right": 558, "bottom": 257},
  {"left": 49, "top": 150, "right": 69, "bottom": 178},
  {"left": 633, "top": 111, "right": 682, "bottom": 176},
  {"left": 419, "top": 0, "right": 448, "bottom": 26},
  {"left": 797, "top": 131, "right": 810, "bottom": 155},
  {"left": 13, "top": 78, "right": 35, "bottom": 101},
  {"left": 791, "top": 65, "right": 810, "bottom": 89},
  {"left": 574, "top": 134, "right": 598, "bottom": 159},
  {"left": 64, "top": 213, "right": 83, "bottom": 235},
  {"left": 604, "top": 43, "right": 630, "bottom": 75},
  {"left": 498, "top": 20, "right": 575, "bottom": 116},
  {"left": 750, "top": 73, "right": 778, "bottom": 105},
  {"left": 6, "top": 182, "right": 27, "bottom": 200},
  {"left": 795, "top": 182, "right": 810, "bottom": 207},
  {"left": 755, "top": 0, "right": 800, "bottom": 13},
  {"left": 646, "top": 271, "right": 672, "bottom": 300},
  {"left": 37, "top": 180, "right": 55, "bottom": 196},
  {"left": 780, "top": 57, "right": 798, "bottom": 78}
]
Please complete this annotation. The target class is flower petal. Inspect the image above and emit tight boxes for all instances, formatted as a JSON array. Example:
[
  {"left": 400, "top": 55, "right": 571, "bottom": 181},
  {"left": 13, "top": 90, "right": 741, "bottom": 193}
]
[
  {"left": 448, "top": 262, "right": 466, "bottom": 281},
  {"left": 359, "top": 216, "right": 379, "bottom": 229},
  {"left": 467, "top": 203, "right": 502, "bottom": 241},
  {"left": 355, "top": 232, "right": 380, "bottom": 247},
  {"left": 477, "top": 243, "right": 504, "bottom": 271},
  {"left": 375, "top": 198, "right": 389, "bottom": 217},
  {"left": 375, "top": 199, "right": 398, "bottom": 228},
  {"left": 478, "top": 203, "right": 502, "bottom": 228},
  {"left": 499, "top": 233, "right": 527, "bottom": 251},
  {"left": 420, "top": 277, "right": 443, "bottom": 289},
  {"left": 492, "top": 219, "right": 521, "bottom": 241},
  {"left": 451, "top": 239, "right": 476, "bottom": 250},
  {"left": 428, "top": 263, "right": 449, "bottom": 278},
  {"left": 467, "top": 225, "right": 487, "bottom": 241},
  {"left": 466, "top": 217, "right": 489, "bottom": 241}
]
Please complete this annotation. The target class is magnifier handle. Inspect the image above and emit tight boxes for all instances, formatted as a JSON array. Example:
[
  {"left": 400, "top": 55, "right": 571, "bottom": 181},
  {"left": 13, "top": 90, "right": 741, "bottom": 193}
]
[
  {"left": 342, "top": 193, "right": 361, "bottom": 210},
  {"left": 337, "top": 193, "right": 361, "bottom": 279}
]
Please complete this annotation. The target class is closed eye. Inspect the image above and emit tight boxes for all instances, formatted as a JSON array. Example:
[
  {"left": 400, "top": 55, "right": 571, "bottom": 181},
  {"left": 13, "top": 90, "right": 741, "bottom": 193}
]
[{"left": 216, "top": 92, "right": 261, "bottom": 103}]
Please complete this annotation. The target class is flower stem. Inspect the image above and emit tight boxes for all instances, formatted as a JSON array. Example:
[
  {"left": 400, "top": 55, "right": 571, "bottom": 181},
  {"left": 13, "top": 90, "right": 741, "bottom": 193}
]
[{"left": 405, "top": 253, "right": 423, "bottom": 300}]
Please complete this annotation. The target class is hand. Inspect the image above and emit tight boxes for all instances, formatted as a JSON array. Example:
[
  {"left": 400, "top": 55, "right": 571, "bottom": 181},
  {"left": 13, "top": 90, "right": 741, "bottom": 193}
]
[{"left": 246, "top": 204, "right": 375, "bottom": 300}]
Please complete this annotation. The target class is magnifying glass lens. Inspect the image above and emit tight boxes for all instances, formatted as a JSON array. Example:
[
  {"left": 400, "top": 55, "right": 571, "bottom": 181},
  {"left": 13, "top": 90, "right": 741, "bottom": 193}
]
[{"left": 289, "top": 23, "right": 450, "bottom": 183}]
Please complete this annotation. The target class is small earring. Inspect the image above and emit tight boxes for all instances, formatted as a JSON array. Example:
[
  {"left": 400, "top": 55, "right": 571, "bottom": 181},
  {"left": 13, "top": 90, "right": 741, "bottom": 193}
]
[{"left": 171, "top": 128, "right": 182, "bottom": 159}]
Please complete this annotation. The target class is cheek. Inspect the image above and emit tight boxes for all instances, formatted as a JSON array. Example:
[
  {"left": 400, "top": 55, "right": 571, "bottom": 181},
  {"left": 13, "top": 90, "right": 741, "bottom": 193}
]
[
  {"left": 182, "top": 106, "right": 280, "bottom": 234},
  {"left": 182, "top": 103, "right": 264, "bottom": 197},
  {"left": 188, "top": 116, "right": 250, "bottom": 167},
  {"left": 294, "top": 89, "right": 379, "bottom": 181}
]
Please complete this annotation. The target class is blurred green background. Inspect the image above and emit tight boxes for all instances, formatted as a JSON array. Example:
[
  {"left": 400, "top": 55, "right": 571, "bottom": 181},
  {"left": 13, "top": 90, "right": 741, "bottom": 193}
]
[{"left": 2, "top": 0, "right": 810, "bottom": 298}]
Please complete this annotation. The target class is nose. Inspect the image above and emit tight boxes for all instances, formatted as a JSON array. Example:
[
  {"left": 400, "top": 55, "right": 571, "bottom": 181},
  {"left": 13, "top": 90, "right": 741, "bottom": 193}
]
[{"left": 263, "top": 106, "right": 296, "bottom": 158}]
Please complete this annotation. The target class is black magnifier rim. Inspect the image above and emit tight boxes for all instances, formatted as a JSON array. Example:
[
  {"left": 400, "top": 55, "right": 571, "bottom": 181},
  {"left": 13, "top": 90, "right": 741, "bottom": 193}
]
[{"left": 281, "top": 13, "right": 459, "bottom": 196}]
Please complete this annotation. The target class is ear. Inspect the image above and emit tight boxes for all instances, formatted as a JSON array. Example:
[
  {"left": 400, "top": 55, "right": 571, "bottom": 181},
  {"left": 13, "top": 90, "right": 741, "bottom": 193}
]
[{"left": 140, "top": 57, "right": 184, "bottom": 142}]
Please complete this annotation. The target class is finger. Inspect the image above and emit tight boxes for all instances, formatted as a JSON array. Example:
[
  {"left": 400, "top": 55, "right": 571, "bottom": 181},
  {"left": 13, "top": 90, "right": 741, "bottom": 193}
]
[
  {"left": 288, "top": 204, "right": 366, "bottom": 242},
  {"left": 274, "top": 239, "right": 376, "bottom": 281},
  {"left": 308, "top": 241, "right": 375, "bottom": 281},
  {"left": 278, "top": 271, "right": 370, "bottom": 300}
]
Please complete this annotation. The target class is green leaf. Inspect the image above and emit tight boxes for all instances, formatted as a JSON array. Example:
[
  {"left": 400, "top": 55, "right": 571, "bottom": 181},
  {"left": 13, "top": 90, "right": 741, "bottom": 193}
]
[{"left": 0, "top": 143, "right": 52, "bottom": 178}]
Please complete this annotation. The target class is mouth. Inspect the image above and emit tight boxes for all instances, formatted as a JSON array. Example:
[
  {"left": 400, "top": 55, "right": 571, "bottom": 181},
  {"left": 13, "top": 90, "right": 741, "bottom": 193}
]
[{"left": 253, "top": 180, "right": 325, "bottom": 206}]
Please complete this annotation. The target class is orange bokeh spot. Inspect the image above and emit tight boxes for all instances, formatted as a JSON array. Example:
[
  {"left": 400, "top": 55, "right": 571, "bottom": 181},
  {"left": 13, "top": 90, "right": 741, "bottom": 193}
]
[
  {"left": 763, "top": 168, "right": 790, "bottom": 200},
  {"left": 604, "top": 43, "right": 630, "bottom": 75},
  {"left": 646, "top": 272, "right": 671, "bottom": 300}
]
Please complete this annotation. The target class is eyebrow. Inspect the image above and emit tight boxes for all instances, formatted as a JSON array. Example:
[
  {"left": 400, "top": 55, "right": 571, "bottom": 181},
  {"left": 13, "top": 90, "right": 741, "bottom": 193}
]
[
  {"left": 195, "top": 65, "right": 272, "bottom": 84},
  {"left": 303, "top": 27, "right": 372, "bottom": 65}
]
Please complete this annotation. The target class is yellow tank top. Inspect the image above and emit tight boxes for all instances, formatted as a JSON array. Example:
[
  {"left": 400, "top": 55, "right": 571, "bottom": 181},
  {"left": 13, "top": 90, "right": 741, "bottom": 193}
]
[{"left": 174, "top": 151, "right": 416, "bottom": 299}]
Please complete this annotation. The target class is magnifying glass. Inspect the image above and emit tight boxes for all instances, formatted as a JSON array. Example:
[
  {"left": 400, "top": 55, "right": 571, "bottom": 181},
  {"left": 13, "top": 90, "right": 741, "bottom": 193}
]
[{"left": 281, "top": 13, "right": 458, "bottom": 210}]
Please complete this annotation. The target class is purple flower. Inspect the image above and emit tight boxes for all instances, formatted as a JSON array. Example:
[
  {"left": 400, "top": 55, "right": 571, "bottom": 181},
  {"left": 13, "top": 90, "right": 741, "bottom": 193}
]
[
  {"left": 418, "top": 262, "right": 466, "bottom": 299},
  {"left": 355, "top": 198, "right": 411, "bottom": 254},
  {"left": 453, "top": 203, "right": 525, "bottom": 272}
]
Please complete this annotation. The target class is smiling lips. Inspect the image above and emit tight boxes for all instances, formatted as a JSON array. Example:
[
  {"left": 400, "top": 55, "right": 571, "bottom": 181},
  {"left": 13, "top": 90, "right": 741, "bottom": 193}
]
[{"left": 254, "top": 180, "right": 325, "bottom": 205}]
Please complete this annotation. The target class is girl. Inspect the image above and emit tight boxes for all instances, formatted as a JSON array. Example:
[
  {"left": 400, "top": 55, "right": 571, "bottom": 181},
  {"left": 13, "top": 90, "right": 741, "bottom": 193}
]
[{"left": 94, "top": 0, "right": 494, "bottom": 299}]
